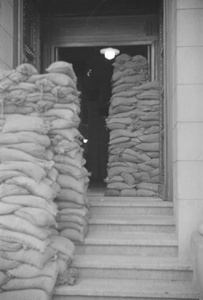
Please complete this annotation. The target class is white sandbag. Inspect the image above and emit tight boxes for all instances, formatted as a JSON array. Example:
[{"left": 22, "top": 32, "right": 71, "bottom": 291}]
[
  {"left": 120, "top": 189, "right": 137, "bottom": 196},
  {"left": 56, "top": 201, "right": 83, "bottom": 209},
  {"left": 55, "top": 163, "right": 88, "bottom": 179},
  {"left": 51, "top": 118, "right": 77, "bottom": 130},
  {"left": 0, "top": 240, "right": 22, "bottom": 252},
  {"left": 0, "top": 170, "right": 27, "bottom": 183},
  {"left": 60, "top": 207, "right": 88, "bottom": 217},
  {"left": 0, "top": 247, "right": 56, "bottom": 268},
  {"left": 50, "top": 128, "right": 82, "bottom": 142},
  {"left": 7, "top": 260, "right": 58, "bottom": 279},
  {"left": 60, "top": 228, "right": 84, "bottom": 244},
  {"left": 56, "top": 214, "right": 86, "bottom": 226},
  {"left": 2, "top": 195, "right": 57, "bottom": 215},
  {"left": 46, "top": 61, "right": 77, "bottom": 83},
  {"left": 137, "top": 182, "right": 158, "bottom": 192},
  {"left": 5, "top": 142, "right": 46, "bottom": 159},
  {"left": 15, "top": 207, "right": 57, "bottom": 227},
  {"left": 6, "top": 176, "right": 57, "bottom": 201},
  {"left": 58, "top": 221, "right": 86, "bottom": 233},
  {"left": 137, "top": 189, "right": 156, "bottom": 197},
  {"left": 2, "top": 114, "right": 51, "bottom": 134},
  {"left": 0, "top": 148, "right": 48, "bottom": 164},
  {"left": 44, "top": 108, "right": 78, "bottom": 121},
  {"left": 56, "top": 189, "right": 86, "bottom": 205},
  {"left": 0, "top": 161, "right": 47, "bottom": 182},
  {"left": 0, "top": 215, "right": 51, "bottom": 240},
  {"left": 0, "top": 271, "right": 9, "bottom": 285},
  {"left": 53, "top": 154, "right": 85, "bottom": 168},
  {"left": 0, "top": 228, "right": 50, "bottom": 252},
  {"left": 0, "top": 256, "right": 20, "bottom": 270},
  {"left": 49, "top": 235, "right": 75, "bottom": 259},
  {"left": 2, "top": 275, "right": 56, "bottom": 296},
  {"left": 57, "top": 174, "right": 87, "bottom": 194},
  {"left": 107, "top": 182, "right": 135, "bottom": 190},
  {"left": 16, "top": 63, "right": 38, "bottom": 76},
  {"left": 0, "top": 183, "right": 30, "bottom": 198},
  {"left": 0, "top": 132, "right": 50, "bottom": 147},
  {"left": 0, "top": 202, "right": 21, "bottom": 214}
]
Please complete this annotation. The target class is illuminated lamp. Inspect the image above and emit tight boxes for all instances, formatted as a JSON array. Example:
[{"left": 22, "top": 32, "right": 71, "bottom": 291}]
[{"left": 100, "top": 47, "right": 120, "bottom": 60}]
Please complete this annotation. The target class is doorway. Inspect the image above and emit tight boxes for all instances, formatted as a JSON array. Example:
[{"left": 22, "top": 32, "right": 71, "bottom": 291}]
[{"left": 58, "top": 45, "right": 149, "bottom": 194}]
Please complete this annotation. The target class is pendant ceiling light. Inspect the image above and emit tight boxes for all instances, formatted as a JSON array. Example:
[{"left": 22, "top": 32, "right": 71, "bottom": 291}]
[{"left": 100, "top": 47, "right": 120, "bottom": 60}]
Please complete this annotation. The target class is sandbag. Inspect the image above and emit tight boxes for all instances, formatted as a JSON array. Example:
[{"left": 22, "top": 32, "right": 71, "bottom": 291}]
[
  {"left": 57, "top": 188, "right": 86, "bottom": 205},
  {"left": 1, "top": 195, "right": 57, "bottom": 215},
  {"left": 0, "top": 132, "right": 50, "bottom": 147},
  {"left": 0, "top": 161, "right": 47, "bottom": 182},
  {"left": 0, "top": 247, "right": 56, "bottom": 268},
  {"left": 0, "top": 215, "right": 51, "bottom": 240},
  {"left": 7, "top": 260, "right": 58, "bottom": 279},
  {"left": 2, "top": 114, "right": 50, "bottom": 134},
  {"left": 0, "top": 256, "right": 20, "bottom": 270},
  {"left": 46, "top": 61, "right": 77, "bottom": 83},
  {"left": 57, "top": 174, "right": 87, "bottom": 194},
  {"left": 105, "top": 189, "right": 120, "bottom": 196},
  {"left": 49, "top": 235, "right": 75, "bottom": 259},
  {"left": 2, "top": 275, "right": 56, "bottom": 295},
  {"left": 14, "top": 207, "right": 57, "bottom": 227},
  {"left": 0, "top": 202, "right": 21, "bottom": 214},
  {"left": 120, "top": 189, "right": 137, "bottom": 196},
  {"left": 60, "top": 228, "right": 84, "bottom": 244},
  {"left": 136, "top": 189, "right": 156, "bottom": 197},
  {"left": 0, "top": 240, "right": 22, "bottom": 252},
  {"left": 0, "top": 183, "right": 30, "bottom": 198},
  {"left": 5, "top": 142, "right": 46, "bottom": 159},
  {"left": 6, "top": 176, "right": 58, "bottom": 201}
]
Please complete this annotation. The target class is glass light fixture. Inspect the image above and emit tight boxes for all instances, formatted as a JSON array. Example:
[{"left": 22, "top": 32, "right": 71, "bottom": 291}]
[{"left": 100, "top": 47, "right": 120, "bottom": 60}]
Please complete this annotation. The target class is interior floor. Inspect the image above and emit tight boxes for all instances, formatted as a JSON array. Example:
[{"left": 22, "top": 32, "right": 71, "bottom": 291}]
[{"left": 88, "top": 180, "right": 106, "bottom": 196}]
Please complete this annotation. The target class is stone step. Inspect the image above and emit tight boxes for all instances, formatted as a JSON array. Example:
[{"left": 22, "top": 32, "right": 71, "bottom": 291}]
[
  {"left": 88, "top": 214, "right": 175, "bottom": 233},
  {"left": 89, "top": 197, "right": 173, "bottom": 216},
  {"left": 73, "top": 255, "right": 193, "bottom": 281},
  {"left": 53, "top": 278, "right": 198, "bottom": 300},
  {"left": 75, "top": 231, "right": 178, "bottom": 256}
]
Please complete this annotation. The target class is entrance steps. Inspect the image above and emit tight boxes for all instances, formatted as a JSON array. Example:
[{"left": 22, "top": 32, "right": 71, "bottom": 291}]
[{"left": 53, "top": 197, "right": 198, "bottom": 300}]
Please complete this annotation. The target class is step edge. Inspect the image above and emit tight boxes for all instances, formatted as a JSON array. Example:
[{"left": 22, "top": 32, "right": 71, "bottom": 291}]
[
  {"left": 90, "top": 201, "right": 174, "bottom": 208},
  {"left": 54, "top": 279, "right": 198, "bottom": 298},
  {"left": 89, "top": 218, "right": 175, "bottom": 225},
  {"left": 73, "top": 256, "right": 192, "bottom": 270}
]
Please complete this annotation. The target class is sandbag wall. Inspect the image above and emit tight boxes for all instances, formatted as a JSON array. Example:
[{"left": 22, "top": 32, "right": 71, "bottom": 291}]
[
  {"left": 0, "top": 62, "right": 88, "bottom": 299},
  {"left": 106, "top": 54, "right": 160, "bottom": 197},
  {"left": 26, "top": 61, "right": 82, "bottom": 285},
  {"left": 31, "top": 61, "right": 90, "bottom": 246},
  {"left": 0, "top": 65, "right": 60, "bottom": 299}
]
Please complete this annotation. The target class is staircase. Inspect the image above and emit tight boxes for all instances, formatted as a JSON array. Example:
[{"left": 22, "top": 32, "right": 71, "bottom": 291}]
[{"left": 53, "top": 196, "right": 199, "bottom": 300}]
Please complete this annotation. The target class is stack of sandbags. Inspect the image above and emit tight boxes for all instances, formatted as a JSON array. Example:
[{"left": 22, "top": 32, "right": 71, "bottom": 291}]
[
  {"left": 0, "top": 117, "right": 59, "bottom": 298},
  {"left": 0, "top": 64, "right": 74, "bottom": 299},
  {"left": 0, "top": 64, "right": 40, "bottom": 116},
  {"left": 131, "top": 81, "right": 160, "bottom": 196},
  {"left": 49, "top": 234, "right": 78, "bottom": 286},
  {"left": 22, "top": 63, "right": 80, "bottom": 285},
  {"left": 105, "top": 54, "right": 160, "bottom": 197},
  {"left": 27, "top": 61, "right": 90, "bottom": 245}
]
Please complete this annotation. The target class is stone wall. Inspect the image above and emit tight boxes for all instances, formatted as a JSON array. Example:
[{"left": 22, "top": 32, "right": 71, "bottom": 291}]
[{"left": 173, "top": 0, "right": 203, "bottom": 258}]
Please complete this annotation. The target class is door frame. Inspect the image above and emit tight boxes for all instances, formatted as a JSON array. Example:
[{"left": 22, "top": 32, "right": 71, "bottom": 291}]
[{"left": 40, "top": 1, "right": 173, "bottom": 201}]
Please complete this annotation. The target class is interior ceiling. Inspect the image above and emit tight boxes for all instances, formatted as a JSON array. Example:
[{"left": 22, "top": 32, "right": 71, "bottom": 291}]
[{"left": 34, "top": 0, "right": 160, "bottom": 17}]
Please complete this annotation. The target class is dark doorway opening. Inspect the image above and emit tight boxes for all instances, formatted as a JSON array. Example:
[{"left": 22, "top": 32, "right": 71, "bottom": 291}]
[{"left": 58, "top": 45, "right": 149, "bottom": 193}]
